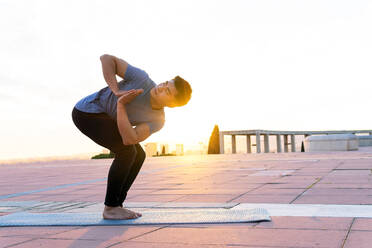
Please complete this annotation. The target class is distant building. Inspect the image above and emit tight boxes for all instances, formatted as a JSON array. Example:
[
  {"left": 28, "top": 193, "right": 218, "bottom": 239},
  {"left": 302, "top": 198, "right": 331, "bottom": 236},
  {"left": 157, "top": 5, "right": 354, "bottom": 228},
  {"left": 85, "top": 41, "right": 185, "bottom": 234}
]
[
  {"left": 159, "top": 144, "right": 169, "bottom": 154},
  {"left": 145, "top": 143, "right": 157, "bottom": 157},
  {"left": 176, "top": 144, "right": 184, "bottom": 155}
]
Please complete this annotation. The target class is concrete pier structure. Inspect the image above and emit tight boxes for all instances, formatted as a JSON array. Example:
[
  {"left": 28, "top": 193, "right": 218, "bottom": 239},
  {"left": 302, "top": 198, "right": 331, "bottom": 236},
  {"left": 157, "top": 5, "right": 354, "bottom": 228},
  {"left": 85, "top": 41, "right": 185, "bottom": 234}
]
[
  {"left": 256, "top": 132, "right": 261, "bottom": 153},
  {"left": 231, "top": 135, "right": 236, "bottom": 154},
  {"left": 219, "top": 129, "right": 372, "bottom": 154},
  {"left": 264, "top": 134, "right": 269, "bottom": 153},
  {"left": 246, "top": 135, "right": 251, "bottom": 153},
  {"left": 276, "top": 134, "right": 282, "bottom": 153}
]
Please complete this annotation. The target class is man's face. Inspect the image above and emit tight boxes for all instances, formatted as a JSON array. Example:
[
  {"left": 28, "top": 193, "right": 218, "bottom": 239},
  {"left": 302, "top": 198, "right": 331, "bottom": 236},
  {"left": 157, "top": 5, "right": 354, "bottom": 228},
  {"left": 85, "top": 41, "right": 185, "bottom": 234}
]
[{"left": 153, "top": 79, "right": 178, "bottom": 107}]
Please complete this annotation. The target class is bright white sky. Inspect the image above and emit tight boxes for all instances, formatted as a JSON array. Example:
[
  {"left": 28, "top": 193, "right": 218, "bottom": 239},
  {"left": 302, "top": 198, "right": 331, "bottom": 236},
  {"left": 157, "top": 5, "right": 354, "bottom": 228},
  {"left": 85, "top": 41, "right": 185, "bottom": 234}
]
[{"left": 1, "top": 0, "right": 372, "bottom": 161}]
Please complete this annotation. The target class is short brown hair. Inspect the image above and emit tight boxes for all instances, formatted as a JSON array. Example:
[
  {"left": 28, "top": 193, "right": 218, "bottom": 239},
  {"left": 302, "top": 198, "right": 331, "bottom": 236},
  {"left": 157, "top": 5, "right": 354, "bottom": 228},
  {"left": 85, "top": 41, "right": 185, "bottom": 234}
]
[{"left": 173, "top": 76, "right": 192, "bottom": 107}]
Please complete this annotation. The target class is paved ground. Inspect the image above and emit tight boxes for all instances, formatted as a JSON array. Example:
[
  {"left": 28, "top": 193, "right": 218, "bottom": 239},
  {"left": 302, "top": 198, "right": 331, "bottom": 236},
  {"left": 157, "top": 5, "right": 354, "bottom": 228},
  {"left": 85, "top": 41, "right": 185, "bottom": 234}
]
[{"left": 1, "top": 148, "right": 372, "bottom": 248}]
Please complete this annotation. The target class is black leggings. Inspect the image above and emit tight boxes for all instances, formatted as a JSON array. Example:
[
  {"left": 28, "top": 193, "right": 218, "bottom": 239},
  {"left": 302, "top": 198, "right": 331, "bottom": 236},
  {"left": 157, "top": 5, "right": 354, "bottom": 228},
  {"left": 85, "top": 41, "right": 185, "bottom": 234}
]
[{"left": 71, "top": 107, "right": 146, "bottom": 207}]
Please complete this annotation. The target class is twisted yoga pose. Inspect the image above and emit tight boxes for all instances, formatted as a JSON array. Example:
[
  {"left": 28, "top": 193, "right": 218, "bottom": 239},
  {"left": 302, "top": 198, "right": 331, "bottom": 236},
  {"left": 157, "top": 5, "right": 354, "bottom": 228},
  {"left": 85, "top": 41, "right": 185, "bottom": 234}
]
[{"left": 72, "top": 54, "right": 192, "bottom": 220}]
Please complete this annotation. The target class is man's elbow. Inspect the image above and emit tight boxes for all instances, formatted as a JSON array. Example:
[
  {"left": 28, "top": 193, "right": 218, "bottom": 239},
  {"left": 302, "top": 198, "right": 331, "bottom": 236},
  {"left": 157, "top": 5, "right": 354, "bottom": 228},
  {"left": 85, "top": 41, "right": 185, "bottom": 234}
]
[{"left": 100, "top": 54, "right": 113, "bottom": 61}]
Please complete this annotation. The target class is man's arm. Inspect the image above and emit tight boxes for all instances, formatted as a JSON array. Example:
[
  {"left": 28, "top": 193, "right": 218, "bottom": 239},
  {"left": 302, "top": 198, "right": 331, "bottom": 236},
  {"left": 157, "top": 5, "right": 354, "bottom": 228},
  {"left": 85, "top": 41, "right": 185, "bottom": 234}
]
[
  {"left": 100, "top": 54, "right": 128, "bottom": 96},
  {"left": 117, "top": 104, "right": 151, "bottom": 145}
]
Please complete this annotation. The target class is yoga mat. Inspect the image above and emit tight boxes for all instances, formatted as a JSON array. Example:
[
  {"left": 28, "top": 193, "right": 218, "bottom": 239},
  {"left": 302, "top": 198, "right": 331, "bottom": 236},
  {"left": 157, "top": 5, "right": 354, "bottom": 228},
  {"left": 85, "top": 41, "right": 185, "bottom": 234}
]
[{"left": 0, "top": 208, "right": 270, "bottom": 226}]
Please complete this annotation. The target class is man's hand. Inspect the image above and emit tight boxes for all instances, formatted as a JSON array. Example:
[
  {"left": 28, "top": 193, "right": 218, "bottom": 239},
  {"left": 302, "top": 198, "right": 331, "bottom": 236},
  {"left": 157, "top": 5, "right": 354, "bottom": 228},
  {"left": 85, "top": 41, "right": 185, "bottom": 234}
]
[
  {"left": 117, "top": 89, "right": 144, "bottom": 105},
  {"left": 114, "top": 90, "right": 132, "bottom": 98}
]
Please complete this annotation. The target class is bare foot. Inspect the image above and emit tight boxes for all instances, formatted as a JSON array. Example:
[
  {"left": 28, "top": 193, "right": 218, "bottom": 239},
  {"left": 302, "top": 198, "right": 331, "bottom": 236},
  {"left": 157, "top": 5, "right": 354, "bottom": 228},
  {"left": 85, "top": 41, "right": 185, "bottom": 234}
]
[
  {"left": 121, "top": 206, "right": 142, "bottom": 217},
  {"left": 103, "top": 206, "right": 141, "bottom": 220}
]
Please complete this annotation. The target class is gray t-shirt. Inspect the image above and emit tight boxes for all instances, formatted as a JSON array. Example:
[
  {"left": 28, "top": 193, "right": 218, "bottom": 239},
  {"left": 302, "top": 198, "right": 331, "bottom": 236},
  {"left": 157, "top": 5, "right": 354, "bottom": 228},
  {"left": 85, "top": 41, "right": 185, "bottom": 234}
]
[{"left": 74, "top": 64, "right": 165, "bottom": 134}]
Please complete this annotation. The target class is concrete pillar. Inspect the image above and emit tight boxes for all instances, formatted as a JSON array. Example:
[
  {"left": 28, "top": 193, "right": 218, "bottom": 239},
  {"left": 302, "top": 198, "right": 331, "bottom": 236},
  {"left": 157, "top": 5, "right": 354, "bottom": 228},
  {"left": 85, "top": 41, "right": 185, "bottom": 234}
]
[
  {"left": 264, "top": 134, "right": 270, "bottom": 153},
  {"left": 276, "top": 135, "right": 282, "bottom": 153},
  {"left": 219, "top": 132, "right": 224, "bottom": 154},
  {"left": 246, "top": 135, "right": 252, "bottom": 153},
  {"left": 256, "top": 132, "right": 261, "bottom": 153},
  {"left": 232, "top": 135, "right": 236, "bottom": 154},
  {"left": 291, "top": 134, "right": 296, "bottom": 152},
  {"left": 284, "top": 135, "right": 288, "bottom": 152}
]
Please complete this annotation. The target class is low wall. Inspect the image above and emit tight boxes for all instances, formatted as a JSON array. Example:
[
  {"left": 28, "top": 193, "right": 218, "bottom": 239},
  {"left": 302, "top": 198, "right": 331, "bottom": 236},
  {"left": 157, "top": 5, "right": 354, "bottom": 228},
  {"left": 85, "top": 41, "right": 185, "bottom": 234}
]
[
  {"left": 304, "top": 134, "right": 358, "bottom": 152},
  {"left": 358, "top": 135, "right": 372, "bottom": 147}
]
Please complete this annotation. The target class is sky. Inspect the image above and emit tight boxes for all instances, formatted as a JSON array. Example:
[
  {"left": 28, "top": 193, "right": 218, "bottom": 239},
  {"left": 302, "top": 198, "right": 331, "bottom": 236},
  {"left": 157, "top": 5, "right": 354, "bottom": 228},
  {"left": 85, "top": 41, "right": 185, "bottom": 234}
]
[{"left": 1, "top": 0, "right": 372, "bottom": 161}]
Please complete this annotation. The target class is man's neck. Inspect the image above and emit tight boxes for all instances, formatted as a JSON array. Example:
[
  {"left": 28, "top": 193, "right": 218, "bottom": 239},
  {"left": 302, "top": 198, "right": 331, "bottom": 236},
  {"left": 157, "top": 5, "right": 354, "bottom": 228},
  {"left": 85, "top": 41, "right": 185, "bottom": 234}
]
[{"left": 150, "top": 89, "right": 163, "bottom": 110}]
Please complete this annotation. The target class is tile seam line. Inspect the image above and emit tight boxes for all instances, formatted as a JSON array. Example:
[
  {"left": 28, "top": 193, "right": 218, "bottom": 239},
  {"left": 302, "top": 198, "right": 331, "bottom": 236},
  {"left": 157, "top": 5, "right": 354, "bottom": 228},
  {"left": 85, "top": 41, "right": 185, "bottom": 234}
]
[
  {"left": 341, "top": 217, "right": 356, "bottom": 248},
  {"left": 125, "top": 225, "right": 170, "bottom": 242},
  {"left": 289, "top": 160, "right": 343, "bottom": 204},
  {"left": 226, "top": 166, "right": 303, "bottom": 204},
  {"left": 97, "top": 226, "right": 172, "bottom": 247},
  {"left": 226, "top": 184, "right": 267, "bottom": 203},
  {"left": 4, "top": 237, "right": 39, "bottom": 248}
]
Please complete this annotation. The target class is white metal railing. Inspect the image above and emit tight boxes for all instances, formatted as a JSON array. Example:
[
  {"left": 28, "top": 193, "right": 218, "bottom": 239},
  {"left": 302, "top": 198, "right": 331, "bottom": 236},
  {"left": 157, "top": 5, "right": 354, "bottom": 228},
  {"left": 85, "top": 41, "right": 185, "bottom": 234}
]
[{"left": 219, "top": 130, "right": 372, "bottom": 154}]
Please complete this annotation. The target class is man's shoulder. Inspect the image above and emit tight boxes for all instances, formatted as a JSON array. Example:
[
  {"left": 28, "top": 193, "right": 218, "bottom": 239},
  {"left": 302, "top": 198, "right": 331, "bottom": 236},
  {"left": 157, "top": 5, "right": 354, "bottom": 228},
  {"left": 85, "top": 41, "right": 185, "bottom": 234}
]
[{"left": 124, "top": 64, "right": 150, "bottom": 83}]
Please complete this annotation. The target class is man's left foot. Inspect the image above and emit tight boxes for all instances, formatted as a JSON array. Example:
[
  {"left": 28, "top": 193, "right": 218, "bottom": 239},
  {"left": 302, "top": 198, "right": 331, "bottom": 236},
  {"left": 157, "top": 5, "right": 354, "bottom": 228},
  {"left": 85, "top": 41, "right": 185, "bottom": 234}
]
[{"left": 121, "top": 206, "right": 142, "bottom": 217}]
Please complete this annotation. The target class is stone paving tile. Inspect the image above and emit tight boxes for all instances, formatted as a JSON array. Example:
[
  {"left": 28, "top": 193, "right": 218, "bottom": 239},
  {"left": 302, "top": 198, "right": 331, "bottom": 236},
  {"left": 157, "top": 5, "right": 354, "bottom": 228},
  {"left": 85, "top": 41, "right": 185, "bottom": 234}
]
[
  {"left": 338, "top": 164, "right": 372, "bottom": 170},
  {"left": 231, "top": 194, "right": 297, "bottom": 204},
  {"left": 292, "top": 195, "right": 372, "bottom": 204},
  {"left": 205, "top": 183, "right": 264, "bottom": 189},
  {"left": 351, "top": 218, "right": 372, "bottom": 231},
  {"left": 32, "top": 188, "right": 82, "bottom": 195},
  {"left": 1, "top": 194, "right": 51, "bottom": 201},
  {"left": 256, "top": 183, "right": 309, "bottom": 189},
  {"left": 0, "top": 189, "right": 30, "bottom": 195},
  {"left": 126, "top": 189, "right": 159, "bottom": 195},
  {"left": 47, "top": 226, "right": 165, "bottom": 241},
  {"left": 76, "top": 194, "right": 107, "bottom": 202},
  {"left": 127, "top": 194, "right": 187, "bottom": 202},
  {"left": 130, "top": 227, "right": 347, "bottom": 247},
  {"left": 292, "top": 171, "right": 331, "bottom": 176},
  {"left": 312, "top": 183, "right": 372, "bottom": 189},
  {"left": 319, "top": 177, "right": 372, "bottom": 184},
  {"left": 0, "top": 237, "right": 35, "bottom": 247},
  {"left": 135, "top": 183, "right": 185, "bottom": 189},
  {"left": 230, "top": 177, "right": 277, "bottom": 184},
  {"left": 303, "top": 188, "right": 372, "bottom": 195},
  {"left": 343, "top": 231, "right": 372, "bottom": 248},
  {"left": 18, "top": 194, "right": 90, "bottom": 202},
  {"left": 8, "top": 238, "right": 119, "bottom": 248},
  {"left": 110, "top": 241, "right": 227, "bottom": 247},
  {"left": 329, "top": 170, "right": 371, "bottom": 176},
  {"left": 0, "top": 226, "right": 80, "bottom": 237},
  {"left": 167, "top": 223, "right": 258, "bottom": 228},
  {"left": 255, "top": 216, "right": 353, "bottom": 230},
  {"left": 274, "top": 176, "right": 321, "bottom": 183},
  {"left": 245, "top": 188, "right": 305, "bottom": 195},
  {"left": 156, "top": 202, "right": 238, "bottom": 208},
  {"left": 170, "top": 194, "right": 238, "bottom": 203},
  {"left": 150, "top": 189, "right": 250, "bottom": 195}
]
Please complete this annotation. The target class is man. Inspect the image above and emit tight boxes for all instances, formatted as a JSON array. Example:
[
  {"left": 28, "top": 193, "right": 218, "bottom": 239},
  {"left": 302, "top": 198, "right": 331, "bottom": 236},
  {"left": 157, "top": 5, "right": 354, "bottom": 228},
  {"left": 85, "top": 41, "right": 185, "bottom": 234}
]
[{"left": 72, "top": 54, "right": 192, "bottom": 220}]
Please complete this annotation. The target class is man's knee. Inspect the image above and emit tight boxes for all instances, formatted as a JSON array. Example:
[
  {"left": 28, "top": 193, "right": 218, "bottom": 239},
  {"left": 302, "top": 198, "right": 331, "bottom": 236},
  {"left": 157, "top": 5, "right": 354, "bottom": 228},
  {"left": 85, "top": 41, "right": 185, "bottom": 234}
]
[
  {"left": 138, "top": 148, "right": 146, "bottom": 163},
  {"left": 135, "top": 144, "right": 146, "bottom": 161},
  {"left": 113, "top": 144, "right": 137, "bottom": 159}
]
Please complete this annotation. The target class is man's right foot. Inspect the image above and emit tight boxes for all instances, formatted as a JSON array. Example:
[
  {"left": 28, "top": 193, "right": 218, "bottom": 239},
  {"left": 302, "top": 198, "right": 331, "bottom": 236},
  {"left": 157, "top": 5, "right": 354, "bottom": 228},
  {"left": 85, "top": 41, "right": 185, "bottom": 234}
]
[{"left": 102, "top": 206, "right": 141, "bottom": 220}]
